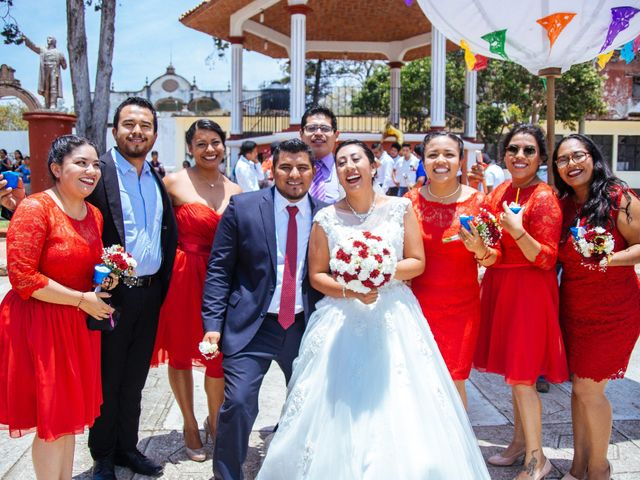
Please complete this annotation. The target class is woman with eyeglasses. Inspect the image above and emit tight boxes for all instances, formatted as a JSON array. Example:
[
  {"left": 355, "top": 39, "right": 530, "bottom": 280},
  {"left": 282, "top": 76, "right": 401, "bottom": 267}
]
[
  {"left": 469, "top": 124, "right": 568, "bottom": 480},
  {"left": 552, "top": 134, "right": 640, "bottom": 480}
]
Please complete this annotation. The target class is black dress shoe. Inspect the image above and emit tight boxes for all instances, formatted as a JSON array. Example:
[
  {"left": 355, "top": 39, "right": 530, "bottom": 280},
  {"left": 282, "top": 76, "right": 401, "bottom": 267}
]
[
  {"left": 92, "top": 457, "right": 117, "bottom": 480},
  {"left": 114, "top": 449, "right": 163, "bottom": 477}
]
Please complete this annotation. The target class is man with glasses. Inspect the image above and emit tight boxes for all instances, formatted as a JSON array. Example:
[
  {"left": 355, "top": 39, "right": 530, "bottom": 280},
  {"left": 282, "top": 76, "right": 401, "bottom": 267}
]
[{"left": 299, "top": 106, "right": 342, "bottom": 204}]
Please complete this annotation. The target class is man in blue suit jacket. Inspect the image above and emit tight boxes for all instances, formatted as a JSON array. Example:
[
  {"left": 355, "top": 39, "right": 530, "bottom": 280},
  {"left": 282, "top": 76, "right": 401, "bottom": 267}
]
[{"left": 201, "top": 138, "right": 325, "bottom": 480}]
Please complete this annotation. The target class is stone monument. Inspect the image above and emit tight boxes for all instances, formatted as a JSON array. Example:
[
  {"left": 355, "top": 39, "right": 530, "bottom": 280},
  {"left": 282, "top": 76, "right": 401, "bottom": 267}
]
[{"left": 22, "top": 34, "right": 67, "bottom": 109}]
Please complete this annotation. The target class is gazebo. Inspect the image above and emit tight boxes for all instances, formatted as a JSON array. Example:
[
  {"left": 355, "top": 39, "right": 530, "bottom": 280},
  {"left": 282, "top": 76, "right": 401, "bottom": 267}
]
[{"left": 180, "top": 0, "right": 482, "bottom": 161}]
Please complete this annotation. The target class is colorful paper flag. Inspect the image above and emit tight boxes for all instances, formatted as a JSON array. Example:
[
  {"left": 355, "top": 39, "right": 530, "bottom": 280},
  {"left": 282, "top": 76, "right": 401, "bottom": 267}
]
[
  {"left": 536, "top": 12, "right": 576, "bottom": 50},
  {"left": 621, "top": 40, "right": 636, "bottom": 63},
  {"left": 460, "top": 40, "right": 477, "bottom": 70},
  {"left": 597, "top": 50, "right": 615, "bottom": 70},
  {"left": 634, "top": 34, "right": 640, "bottom": 53},
  {"left": 472, "top": 54, "right": 488, "bottom": 71},
  {"left": 600, "top": 6, "right": 640, "bottom": 53},
  {"left": 481, "top": 29, "right": 509, "bottom": 60}
]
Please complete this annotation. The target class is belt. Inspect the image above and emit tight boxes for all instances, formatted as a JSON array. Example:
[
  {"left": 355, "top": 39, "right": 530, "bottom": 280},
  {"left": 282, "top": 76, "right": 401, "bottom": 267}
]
[
  {"left": 179, "top": 241, "right": 211, "bottom": 257},
  {"left": 123, "top": 273, "right": 159, "bottom": 288},
  {"left": 265, "top": 312, "right": 305, "bottom": 323}
]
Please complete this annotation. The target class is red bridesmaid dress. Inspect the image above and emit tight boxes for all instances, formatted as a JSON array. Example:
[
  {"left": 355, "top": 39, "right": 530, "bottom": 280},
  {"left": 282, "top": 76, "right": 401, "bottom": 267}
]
[
  {"left": 0, "top": 193, "right": 103, "bottom": 440},
  {"left": 473, "top": 182, "right": 569, "bottom": 385},
  {"left": 407, "top": 188, "right": 483, "bottom": 380},
  {"left": 152, "top": 203, "right": 223, "bottom": 377},
  {"left": 558, "top": 189, "right": 640, "bottom": 381}
]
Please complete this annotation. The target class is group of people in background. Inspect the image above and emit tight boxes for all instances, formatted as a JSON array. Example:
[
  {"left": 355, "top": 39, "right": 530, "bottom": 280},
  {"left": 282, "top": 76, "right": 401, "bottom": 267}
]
[
  {"left": 0, "top": 96, "right": 637, "bottom": 480},
  {"left": 0, "top": 148, "right": 31, "bottom": 194}
]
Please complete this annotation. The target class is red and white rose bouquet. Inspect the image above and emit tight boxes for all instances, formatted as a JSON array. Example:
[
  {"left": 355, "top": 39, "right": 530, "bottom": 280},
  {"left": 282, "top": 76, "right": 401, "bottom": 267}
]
[
  {"left": 329, "top": 231, "right": 397, "bottom": 294},
  {"left": 101, "top": 244, "right": 137, "bottom": 278},
  {"left": 475, "top": 208, "right": 502, "bottom": 247},
  {"left": 571, "top": 225, "right": 614, "bottom": 271}
]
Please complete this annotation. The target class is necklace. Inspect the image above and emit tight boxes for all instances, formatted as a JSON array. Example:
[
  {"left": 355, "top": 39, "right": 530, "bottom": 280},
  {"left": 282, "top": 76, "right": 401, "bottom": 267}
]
[
  {"left": 193, "top": 167, "right": 221, "bottom": 188},
  {"left": 345, "top": 195, "right": 376, "bottom": 222},
  {"left": 427, "top": 182, "right": 461, "bottom": 201}
]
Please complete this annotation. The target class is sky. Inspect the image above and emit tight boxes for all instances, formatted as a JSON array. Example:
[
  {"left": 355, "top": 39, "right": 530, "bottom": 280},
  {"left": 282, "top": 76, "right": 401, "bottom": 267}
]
[{"left": 0, "top": 0, "right": 285, "bottom": 108}]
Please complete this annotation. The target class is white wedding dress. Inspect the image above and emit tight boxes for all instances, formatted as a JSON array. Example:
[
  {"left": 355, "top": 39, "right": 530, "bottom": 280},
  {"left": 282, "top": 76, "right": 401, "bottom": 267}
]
[{"left": 257, "top": 198, "right": 490, "bottom": 480}]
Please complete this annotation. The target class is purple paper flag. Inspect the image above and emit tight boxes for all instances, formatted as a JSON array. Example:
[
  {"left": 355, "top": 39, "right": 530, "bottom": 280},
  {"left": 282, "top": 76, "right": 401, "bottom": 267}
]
[
  {"left": 405, "top": 0, "right": 412, "bottom": 5},
  {"left": 600, "top": 6, "right": 640, "bottom": 53},
  {"left": 621, "top": 39, "right": 636, "bottom": 63}
]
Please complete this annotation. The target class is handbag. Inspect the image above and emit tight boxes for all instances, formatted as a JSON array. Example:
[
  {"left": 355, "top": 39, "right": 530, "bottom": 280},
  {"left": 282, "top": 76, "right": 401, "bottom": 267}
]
[{"left": 85, "top": 287, "right": 120, "bottom": 331}]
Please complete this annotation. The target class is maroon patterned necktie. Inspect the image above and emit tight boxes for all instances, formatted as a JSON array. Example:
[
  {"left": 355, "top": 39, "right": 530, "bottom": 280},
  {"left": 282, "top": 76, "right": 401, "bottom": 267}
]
[{"left": 278, "top": 205, "right": 299, "bottom": 329}]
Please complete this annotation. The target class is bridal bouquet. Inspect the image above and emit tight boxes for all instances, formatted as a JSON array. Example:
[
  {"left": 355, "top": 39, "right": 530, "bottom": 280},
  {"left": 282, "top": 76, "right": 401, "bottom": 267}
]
[
  {"left": 571, "top": 225, "right": 614, "bottom": 271},
  {"left": 475, "top": 209, "right": 502, "bottom": 247},
  {"left": 329, "top": 231, "right": 397, "bottom": 294},
  {"left": 101, "top": 244, "right": 137, "bottom": 278}
]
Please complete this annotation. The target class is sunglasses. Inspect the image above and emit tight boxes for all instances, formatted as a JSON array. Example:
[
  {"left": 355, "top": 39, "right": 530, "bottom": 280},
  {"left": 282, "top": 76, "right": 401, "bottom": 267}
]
[
  {"left": 302, "top": 124, "right": 334, "bottom": 134},
  {"left": 556, "top": 151, "right": 590, "bottom": 168},
  {"left": 506, "top": 144, "right": 537, "bottom": 158}
]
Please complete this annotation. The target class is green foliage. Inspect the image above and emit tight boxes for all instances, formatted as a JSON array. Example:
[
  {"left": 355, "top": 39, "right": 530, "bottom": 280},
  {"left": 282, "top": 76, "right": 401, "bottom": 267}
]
[
  {"left": 352, "top": 53, "right": 606, "bottom": 149},
  {"left": 0, "top": 103, "right": 28, "bottom": 130}
]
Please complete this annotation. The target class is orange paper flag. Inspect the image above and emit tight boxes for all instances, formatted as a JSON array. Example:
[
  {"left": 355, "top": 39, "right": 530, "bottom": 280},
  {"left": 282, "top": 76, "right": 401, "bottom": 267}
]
[{"left": 536, "top": 12, "right": 576, "bottom": 50}]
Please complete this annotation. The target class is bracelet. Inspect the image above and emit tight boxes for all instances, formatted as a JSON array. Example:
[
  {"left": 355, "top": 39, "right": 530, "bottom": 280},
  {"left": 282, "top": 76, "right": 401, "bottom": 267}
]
[
  {"left": 76, "top": 292, "right": 85, "bottom": 310},
  {"left": 342, "top": 285, "right": 346, "bottom": 298},
  {"left": 513, "top": 231, "right": 526, "bottom": 242},
  {"left": 475, "top": 248, "right": 491, "bottom": 263}
]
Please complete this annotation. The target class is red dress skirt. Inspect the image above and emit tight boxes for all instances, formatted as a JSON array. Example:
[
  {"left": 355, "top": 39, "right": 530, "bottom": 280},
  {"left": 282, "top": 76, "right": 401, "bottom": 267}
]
[
  {"left": 407, "top": 188, "right": 483, "bottom": 380},
  {"left": 0, "top": 194, "right": 103, "bottom": 440},
  {"left": 152, "top": 203, "right": 223, "bottom": 377},
  {"left": 558, "top": 192, "right": 640, "bottom": 381},
  {"left": 473, "top": 182, "right": 569, "bottom": 385}
]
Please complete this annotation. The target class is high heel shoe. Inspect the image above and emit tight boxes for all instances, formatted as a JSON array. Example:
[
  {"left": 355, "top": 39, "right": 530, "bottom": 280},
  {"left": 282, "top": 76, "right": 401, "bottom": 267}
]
[
  {"left": 203, "top": 416, "right": 213, "bottom": 444},
  {"left": 182, "top": 429, "right": 206, "bottom": 462},
  {"left": 488, "top": 447, "right": 526, "bottom": 466}
]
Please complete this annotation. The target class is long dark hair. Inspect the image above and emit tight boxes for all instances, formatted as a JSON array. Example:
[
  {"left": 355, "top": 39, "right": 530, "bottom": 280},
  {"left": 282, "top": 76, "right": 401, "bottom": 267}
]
[{"left": 552, "top": 134, "right": 631, "bottom": 229}]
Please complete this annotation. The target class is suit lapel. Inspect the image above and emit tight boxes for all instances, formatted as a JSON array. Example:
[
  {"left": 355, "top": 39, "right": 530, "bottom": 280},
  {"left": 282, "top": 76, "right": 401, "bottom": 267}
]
[
  {"left": 103, "top": 150, "right": 126, "bottom": 246},
  {"left": 260, "top": 188, "right": 278, "bottom": 275}
]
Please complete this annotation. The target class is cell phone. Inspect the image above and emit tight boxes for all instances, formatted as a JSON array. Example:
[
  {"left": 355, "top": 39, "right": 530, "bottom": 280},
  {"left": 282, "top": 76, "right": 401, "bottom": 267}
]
[{"left": 2, "top": 171, "right": 19, "bottom": 189}]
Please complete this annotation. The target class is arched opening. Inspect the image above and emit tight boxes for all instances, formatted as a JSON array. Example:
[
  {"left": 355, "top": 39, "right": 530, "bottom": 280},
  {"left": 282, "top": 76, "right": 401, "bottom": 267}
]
[{"left": 188, "top": 97, "right": 220, "bottom": 113}]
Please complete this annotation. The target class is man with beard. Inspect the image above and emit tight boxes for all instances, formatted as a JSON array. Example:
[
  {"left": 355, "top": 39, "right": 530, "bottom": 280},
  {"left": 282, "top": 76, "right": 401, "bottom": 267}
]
[
  {"left": 299, "top": 106, "right": 341, "bottom": 204},
  {"left": 201, "top": 139, "right": 325, "bottom": 479},
  {"left": 88, "top": 97, "right": 178, "bottom": 479}
]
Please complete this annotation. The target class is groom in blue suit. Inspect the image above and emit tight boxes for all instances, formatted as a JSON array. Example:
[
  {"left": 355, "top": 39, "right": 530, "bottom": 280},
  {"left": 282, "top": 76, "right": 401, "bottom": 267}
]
[{"left": 201, "top": 138, "right": 326, "bottom": 480}]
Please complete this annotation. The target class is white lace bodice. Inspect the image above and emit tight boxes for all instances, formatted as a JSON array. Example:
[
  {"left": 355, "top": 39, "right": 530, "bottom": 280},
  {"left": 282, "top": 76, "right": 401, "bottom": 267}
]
[{"left": 313, "top": 196, "right": 410, "bottom": 262}]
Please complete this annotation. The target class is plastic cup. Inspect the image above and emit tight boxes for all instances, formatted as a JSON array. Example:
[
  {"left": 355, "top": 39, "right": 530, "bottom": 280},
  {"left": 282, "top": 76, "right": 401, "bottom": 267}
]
[
  {"left": 93, "top": 264, "right": 111, "bottom": 285},
  {"left": 459, "top": 215, "right": 474, "bottom": 231},
  {"left": 509, "top": 205, "right": 522, "bottom": 214},
  {"left": 2, "top": 171, "right": 20, "bottom": 189}
]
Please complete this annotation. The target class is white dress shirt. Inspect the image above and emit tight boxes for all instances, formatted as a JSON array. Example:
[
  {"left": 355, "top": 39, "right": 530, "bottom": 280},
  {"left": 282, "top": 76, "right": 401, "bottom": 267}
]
[
  {"left": 394, "top": 155, "right": 419, "bottom": 187},
  {"left": 267, "top": 189, "right": 312, "bottom": 315},
  {"left": 375, "top": 151, "right": 396, "bottom": 190},
  {"left": 235, "top": 156, "right": 261, "bottom": 192}
]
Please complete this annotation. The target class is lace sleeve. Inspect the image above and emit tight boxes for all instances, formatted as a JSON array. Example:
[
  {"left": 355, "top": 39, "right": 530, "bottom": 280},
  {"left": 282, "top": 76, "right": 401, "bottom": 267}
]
[
  {"left": 7, "top": 197, "right": 51, "bottom": 299},
  {"left": 528, "top": 188, "right": 562, "bottom": 270},
  {"left": 313, "top": 206, "right": 335, "bottom": 235},
  {"left": 389, "top": 197, "right": 410, "bottom": 224}
]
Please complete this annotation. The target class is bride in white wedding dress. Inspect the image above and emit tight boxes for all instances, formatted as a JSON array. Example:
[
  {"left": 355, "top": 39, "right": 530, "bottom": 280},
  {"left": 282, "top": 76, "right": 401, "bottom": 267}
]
[{"left": 257, "top": 140, "right": 490, "bottom": 479}]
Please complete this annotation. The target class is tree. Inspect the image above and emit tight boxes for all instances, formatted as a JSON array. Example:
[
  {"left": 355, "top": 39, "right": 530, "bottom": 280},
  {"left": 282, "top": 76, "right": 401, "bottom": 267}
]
[
  {"left": 352, "top": 52, "right": 607, "bottom": 148},
  {"left": 1, "top": 0, "right": 116, "bottom": 154},
  {"left": 0, "top": 102, "right": 28, "bottom": 130}
]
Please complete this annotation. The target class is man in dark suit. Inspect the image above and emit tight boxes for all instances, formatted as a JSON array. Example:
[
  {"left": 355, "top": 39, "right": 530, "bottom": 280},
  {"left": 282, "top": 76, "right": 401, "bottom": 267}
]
[
  {"left": 201, "top": 138, "right": 325, "bottom": 480},
  {"left": 87, "top": 97, "right": 178, "bottom": 480}
]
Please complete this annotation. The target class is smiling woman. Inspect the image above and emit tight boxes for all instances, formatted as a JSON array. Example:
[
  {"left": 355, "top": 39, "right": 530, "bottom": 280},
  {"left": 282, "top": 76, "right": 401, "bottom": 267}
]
[{"left": 0, "top": 134, "right": 117, "bottom": 480}]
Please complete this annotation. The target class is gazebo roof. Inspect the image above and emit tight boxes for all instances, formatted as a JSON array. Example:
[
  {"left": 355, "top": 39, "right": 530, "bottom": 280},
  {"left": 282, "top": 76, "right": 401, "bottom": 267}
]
[{"left": 180, "top": 0, "right": 456, "bottom": 62}]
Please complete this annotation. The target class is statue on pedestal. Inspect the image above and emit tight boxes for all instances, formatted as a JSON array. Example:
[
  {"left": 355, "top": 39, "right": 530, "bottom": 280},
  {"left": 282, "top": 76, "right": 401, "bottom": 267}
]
[{"left": 22, "top": 34, "right": 67, "bottom": 109}]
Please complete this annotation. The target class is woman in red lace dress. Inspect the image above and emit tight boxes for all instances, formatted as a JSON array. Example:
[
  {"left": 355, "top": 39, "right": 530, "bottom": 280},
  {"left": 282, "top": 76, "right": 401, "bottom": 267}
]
[
  {"left": 407, "top": 132, "right": 484, "bottom": 408},
  {"left": 0, "top": 136, "right": 116, "bottom": 479},
  {"left": 467, "top": 124, "right": 568, "bottom": 480},
  {"left": 553, "top": 134, "right": 640, "bottom": 480},
  {"left": 151, "top": 120, "right": 241, "bottom": 461}
]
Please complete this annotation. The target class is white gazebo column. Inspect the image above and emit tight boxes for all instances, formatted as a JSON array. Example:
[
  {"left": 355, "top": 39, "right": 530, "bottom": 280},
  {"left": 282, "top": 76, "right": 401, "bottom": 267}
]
[
  {"left": 430, "top": 27, "right": 446, "bottom": 130},
  {"left": 463, "top": 69, "right": 477, "bottom": 140},
  {"left": 287, "top": 3, "right": 310, "bottom": 129},
  {"left": 229, "top": 36, "right": 244, "bottom": 171},
  {"left": 388, "top": 62, "right": 403, "bottom": 127}
]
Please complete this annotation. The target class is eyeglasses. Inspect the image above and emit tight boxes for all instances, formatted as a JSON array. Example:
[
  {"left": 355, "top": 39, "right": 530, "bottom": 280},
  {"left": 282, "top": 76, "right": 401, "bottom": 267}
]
[
  {"left": 556, "top": 151, "right": 590, "bottom": 168},
  {"left": 302, "top": 124, "right": 334, "bottom": 134},
  {"left": 505, "top": 144, "right": 537, "bottom": 158}
]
